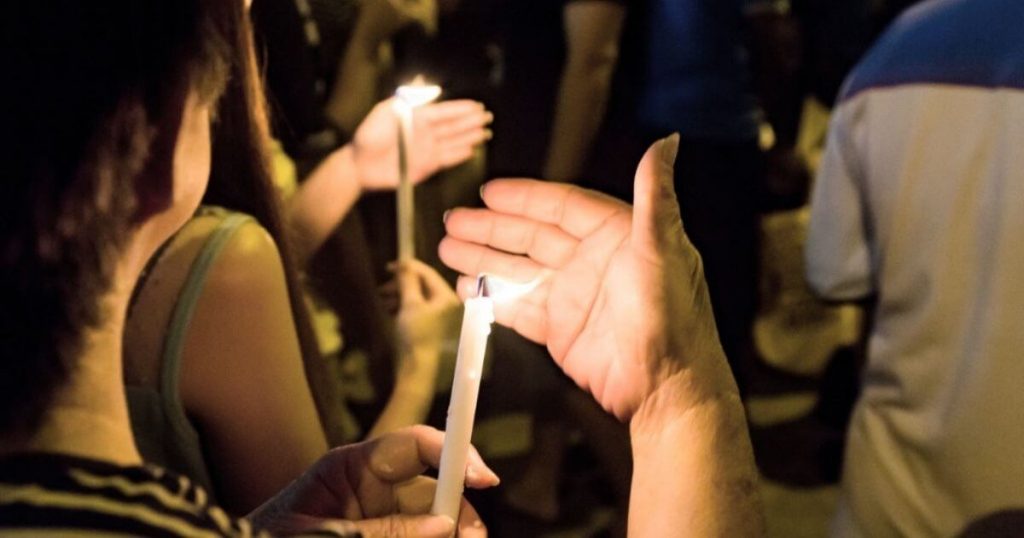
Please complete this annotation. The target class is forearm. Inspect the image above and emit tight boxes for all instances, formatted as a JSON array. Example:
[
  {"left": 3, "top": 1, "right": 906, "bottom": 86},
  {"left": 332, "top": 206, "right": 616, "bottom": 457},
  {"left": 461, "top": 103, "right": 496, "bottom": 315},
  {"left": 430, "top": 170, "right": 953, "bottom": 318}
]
[
  {"left": 287, "top": 145, "right": 362, "bottom": 265},
  {"left": 543, "top": 60, "right": 616, "bottom": 181},
  {"left": 326, "top": 16, "right": 391, "bottom": 134},
  {"left": 629, "top": 368, "right": 764, "bottom": 537},
  {"left": 366, "top": 348, "right": 441, "bottom": 439}
]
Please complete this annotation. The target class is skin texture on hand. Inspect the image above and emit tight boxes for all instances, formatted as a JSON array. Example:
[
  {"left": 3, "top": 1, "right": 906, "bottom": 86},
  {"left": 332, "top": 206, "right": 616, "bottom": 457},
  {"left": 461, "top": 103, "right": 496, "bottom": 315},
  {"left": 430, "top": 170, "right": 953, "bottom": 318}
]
[
  {"left": 352, "top": 99, "right": 492, "bottom": 191},
  {"left": 440, "top": 136, "right": 732, "bottom": 420},
  {"left": 248, "top": 426, "right": 497, "bottom": 538},
  {"left": 439, "top": 136, "right": 765, "bottom": 536}
]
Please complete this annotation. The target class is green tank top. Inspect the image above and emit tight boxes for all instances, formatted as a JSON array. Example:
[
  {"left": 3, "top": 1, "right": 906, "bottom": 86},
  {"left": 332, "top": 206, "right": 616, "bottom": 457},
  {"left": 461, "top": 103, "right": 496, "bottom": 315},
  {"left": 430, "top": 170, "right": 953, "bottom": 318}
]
[{"left": 125, "top": 209, "right": 252, "bottom": 501}]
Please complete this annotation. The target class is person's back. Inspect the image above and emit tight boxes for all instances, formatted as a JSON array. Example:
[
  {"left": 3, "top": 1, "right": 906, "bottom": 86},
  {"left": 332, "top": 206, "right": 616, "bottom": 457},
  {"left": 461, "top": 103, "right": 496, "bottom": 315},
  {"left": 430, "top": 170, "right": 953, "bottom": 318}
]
[{"left": 806, "top": 0, "right": 1024, "bottom": 534}]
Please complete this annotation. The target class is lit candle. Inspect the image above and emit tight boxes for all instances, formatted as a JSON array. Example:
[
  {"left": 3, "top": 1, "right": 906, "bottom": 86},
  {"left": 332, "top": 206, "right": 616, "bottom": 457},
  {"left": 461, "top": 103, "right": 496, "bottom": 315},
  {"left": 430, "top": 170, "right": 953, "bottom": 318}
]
[
  {"left": 393, "top": 76, "right": 441, "bottom": 262},
  {"left": 432, "top": 272, "right": 550, "bottom": 524},
  {"left": 431, "top": 275, "right": 494, "bottom": 524}
]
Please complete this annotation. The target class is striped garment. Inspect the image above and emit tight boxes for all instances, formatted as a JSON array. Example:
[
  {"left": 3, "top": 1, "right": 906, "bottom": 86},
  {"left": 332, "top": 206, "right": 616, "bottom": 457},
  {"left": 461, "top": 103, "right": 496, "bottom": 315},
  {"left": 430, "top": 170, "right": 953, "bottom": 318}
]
[{"left": 0, "top": 452, "right": 354, "bottom": 537}]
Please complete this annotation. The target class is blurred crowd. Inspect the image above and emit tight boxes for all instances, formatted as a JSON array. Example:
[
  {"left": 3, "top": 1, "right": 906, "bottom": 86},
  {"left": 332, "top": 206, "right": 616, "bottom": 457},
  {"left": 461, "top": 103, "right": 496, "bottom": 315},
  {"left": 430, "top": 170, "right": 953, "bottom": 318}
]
[{"left": 3, "top": 0, "right": 1023, "bottom": 537}]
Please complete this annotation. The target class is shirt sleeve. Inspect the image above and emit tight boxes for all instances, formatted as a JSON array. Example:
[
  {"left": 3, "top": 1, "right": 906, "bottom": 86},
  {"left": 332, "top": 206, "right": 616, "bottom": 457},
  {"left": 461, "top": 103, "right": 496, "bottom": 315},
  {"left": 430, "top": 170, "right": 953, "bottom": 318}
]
[{"left": 805, "top": 103, "right": 875, "bottom": 301}]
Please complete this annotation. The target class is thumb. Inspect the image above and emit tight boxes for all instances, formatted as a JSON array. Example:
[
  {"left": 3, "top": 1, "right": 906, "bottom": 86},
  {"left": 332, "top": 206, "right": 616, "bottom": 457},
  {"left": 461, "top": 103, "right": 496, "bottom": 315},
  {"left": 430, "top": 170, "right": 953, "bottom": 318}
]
[
  {"left": 632, "top": 133, "right": 683, "bottom": 256},
  {"left": 352, "top": 514, "right": 455, "bottom": 538}
]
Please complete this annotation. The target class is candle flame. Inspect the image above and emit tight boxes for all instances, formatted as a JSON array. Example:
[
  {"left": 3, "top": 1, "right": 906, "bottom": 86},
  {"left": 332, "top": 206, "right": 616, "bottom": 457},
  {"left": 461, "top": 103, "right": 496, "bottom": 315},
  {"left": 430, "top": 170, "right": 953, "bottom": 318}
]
[
  {"left": 395, "top": 75, "right": 442, "bottom": 108},
  {"left": 476, "top": 271, "right": 551, "bottom": 302}
]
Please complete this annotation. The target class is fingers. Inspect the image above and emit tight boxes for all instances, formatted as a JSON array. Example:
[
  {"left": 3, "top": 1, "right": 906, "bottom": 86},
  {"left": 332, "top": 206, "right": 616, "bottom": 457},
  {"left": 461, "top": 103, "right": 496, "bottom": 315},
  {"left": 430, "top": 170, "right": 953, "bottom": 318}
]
[
  {"left": 393, "top": 476, "right": 437, "bottom": 515},
  {"left": 632, "top": 134, "right": 684, "bottom": 259},
  {"left": 479, "top": 179, "right": 629, "bottom": 240},
  {"left": 389, "top": 259, "right": 456, "bottom": 303},
  {"left": 406, "top": 259, "right": 455, "bottom": 301},
  {"left": 419, "top": 99, "right": 487, "bottom": 125},
  {"left": 351, "top": 514, "right": 455, "bottom": 538},
  {"left": 368, "top": 425, "right": 499, "bottom": 488},
  {"left": 424, "top": 106, "right": 492, "bottom": 141},
  {"left": 392, "top": 264, "right": 425, "bottom": 306},
  {"left": 456, "top": 498, "right": 488, "bottom": 538},
  {"left": 444, "top": 208, "right": 578, "bottom": 269},
  {"left": 348, "top": 499, "right": 487, "bottom": 538},
  {"left": 435, "top": 145, "right": 477, "bottom": 171},
  {"left": 436, "top": 129, "right": 491, "bottom": 162},
  {"left": 438, "top": 237, "right": 548, "bottom": 284}
]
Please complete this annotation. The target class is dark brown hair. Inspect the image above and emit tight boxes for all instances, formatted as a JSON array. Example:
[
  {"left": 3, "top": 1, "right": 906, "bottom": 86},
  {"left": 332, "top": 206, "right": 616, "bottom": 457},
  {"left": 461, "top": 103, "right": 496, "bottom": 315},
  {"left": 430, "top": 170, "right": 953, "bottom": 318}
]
[
  {"left": 203, "top": 8, "right": 345, "bottom": 442},
  {"left": 0, "top": 1, "right": 232, "bottom": 437}
]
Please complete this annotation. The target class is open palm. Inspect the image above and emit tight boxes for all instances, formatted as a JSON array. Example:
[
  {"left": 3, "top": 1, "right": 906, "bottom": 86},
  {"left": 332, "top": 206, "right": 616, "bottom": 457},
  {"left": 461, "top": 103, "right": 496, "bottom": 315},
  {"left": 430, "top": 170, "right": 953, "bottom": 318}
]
[
  {"left": 352, "top": 98, "right": 491, "bottom": 191},
  {"left": 439, "top": 137, "right": 726, "bottom": 421}
]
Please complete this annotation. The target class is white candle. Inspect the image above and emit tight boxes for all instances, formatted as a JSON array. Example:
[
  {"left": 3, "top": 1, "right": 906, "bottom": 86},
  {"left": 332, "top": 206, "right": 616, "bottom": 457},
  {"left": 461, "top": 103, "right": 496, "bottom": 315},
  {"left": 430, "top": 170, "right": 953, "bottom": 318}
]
[
  {"left": 431, "top": 276, "right": 494, "bottom": 523},
  {"left": 393, "top": 76, "right": 441, "bottom": 262}
]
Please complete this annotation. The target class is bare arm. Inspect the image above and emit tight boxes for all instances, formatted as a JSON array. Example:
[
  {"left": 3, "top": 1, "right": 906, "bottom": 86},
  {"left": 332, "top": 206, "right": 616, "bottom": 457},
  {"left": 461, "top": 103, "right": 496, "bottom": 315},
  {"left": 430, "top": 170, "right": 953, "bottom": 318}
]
[
  {"left": 181, "top": 222, "right": 328, "bottom": 514},
  {"left": 286, "top": 146, "right": 362, "bottom": 265},
  {"left": 287, "top": 99, "right": 492, "bottom": 265},
  {"left": 325, "top": 6, "right": 391, "bottom": 134},
  {"left": 543, "top": 1, "right": 626, "bottom": 181},
  {"left": 325, "top": 0, "right": 437, "bottom": 133},
  {"left": 630, "top": 372, "right": 762, "bottom": 536}
]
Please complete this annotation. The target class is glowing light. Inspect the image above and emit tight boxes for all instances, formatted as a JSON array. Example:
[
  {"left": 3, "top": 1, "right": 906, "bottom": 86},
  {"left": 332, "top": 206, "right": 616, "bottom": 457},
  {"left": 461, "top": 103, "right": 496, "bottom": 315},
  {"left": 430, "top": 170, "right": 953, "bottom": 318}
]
[
  {"left": 395, "top": 75, "right": 442, "bottom": 109},
  {"left": 477, "top": 271, "right": 551, "bottom": 302}
]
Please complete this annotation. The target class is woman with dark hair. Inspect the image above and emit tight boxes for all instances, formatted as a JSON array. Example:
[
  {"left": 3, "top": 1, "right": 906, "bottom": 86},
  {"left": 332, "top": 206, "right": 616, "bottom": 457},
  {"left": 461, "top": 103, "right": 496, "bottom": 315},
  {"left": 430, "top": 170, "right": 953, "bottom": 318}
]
[
  {"left": 122, "top": 0, "right": 489, "bottom": 514},
  {"left": 0, "top": 0, "right": 495, "bottom": 535}
]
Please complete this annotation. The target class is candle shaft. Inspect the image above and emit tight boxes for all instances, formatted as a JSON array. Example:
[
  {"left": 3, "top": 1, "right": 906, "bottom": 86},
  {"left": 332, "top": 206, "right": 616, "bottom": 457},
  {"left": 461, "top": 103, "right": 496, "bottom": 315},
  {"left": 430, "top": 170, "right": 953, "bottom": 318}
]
[
  {"left": 431, "top": 297, "right": 494, "bottom": 522},
  {"left": 396, "top": 106, "right": 415, "bottom": 262}
]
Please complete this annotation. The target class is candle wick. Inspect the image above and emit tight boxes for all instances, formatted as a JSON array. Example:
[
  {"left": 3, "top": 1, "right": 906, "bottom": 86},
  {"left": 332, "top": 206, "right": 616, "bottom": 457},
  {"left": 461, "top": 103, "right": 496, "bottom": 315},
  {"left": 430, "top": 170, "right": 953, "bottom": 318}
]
[{"left": 476, "top": 275, "right": 491, "bottom": 298}]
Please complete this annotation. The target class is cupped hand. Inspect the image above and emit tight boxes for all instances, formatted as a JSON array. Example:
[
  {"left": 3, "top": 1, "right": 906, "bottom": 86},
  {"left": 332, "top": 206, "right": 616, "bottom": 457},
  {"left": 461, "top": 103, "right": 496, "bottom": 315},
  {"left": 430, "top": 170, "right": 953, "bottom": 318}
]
[
  {"left": 248, "top": 425, "right": 497, "bottom": 537},
  {"left": 352, "top": 98, "right": 492, "bottom": 191},
  {"left": 439, "top": 136, "right": 734, "bottom": 421}
]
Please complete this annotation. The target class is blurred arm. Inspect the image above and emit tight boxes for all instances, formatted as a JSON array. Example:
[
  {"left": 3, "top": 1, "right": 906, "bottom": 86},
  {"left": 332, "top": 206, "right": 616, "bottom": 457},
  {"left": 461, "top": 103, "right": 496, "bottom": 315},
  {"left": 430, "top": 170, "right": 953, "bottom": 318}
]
[
  {"left": 543, "top": 1, "right": 626, "bottom": 181},
  {"left": 285, "top": 146, "right": 362, "bottom": 266}
]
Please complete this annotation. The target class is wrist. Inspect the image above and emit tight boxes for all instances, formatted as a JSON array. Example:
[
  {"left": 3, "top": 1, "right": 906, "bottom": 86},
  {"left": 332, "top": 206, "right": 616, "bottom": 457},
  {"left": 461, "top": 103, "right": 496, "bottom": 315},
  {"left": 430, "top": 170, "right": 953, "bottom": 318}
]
[
  {"left": 333, "top": 144, "right": 363, "bottom": 197},
  {"left": 630, "top": 359, "right": 743, "bottom": 442}
]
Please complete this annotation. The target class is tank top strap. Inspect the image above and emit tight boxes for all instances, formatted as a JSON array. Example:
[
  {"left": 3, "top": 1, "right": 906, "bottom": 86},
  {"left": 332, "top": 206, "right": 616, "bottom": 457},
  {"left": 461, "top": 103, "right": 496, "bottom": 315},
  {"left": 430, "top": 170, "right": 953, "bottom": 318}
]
[{"left": 159, "top": 211, "right": 254, "bottom": 412}]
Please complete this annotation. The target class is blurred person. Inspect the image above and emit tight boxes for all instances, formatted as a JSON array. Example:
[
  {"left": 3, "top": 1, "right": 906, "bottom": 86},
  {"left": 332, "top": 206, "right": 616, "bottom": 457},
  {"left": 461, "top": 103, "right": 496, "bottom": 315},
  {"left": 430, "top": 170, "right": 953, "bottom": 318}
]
[
  {"left": 0, "top": 0, "right": 494, "bottom": 536},
  {"left": 125, "top": 8, "right": 483, "bottom": 512},
  {"left": 0, "top": 4, "right": 764, "bottom": 524},
  {"left": 487, "top": 0, "right": 627, "bottom": 182},
  {"left": 592, "top": 0, "right": 808, "bottom": 395},
  {"left": 0, "top": 5, "right": 766, "bottom": 528},
  {"left": 806, "top": 0, "right": 1024, "bottom": 535},
  {"left": 249, "top": 0, "right": 489, "bottom": 438}
]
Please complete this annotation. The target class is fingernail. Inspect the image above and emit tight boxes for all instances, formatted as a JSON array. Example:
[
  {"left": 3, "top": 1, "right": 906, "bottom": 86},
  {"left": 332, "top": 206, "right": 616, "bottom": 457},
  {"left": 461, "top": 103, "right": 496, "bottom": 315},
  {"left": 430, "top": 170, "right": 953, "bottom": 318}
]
[
  {"left": 661, "top": 133, "right": 680, "bottom": 166},
  {"left": 468, "top": 463, "right": 500, "bottom": 486},
  {"left": 443, "top": 209, "right": 451, "bottom": 224},
  {"left": 485, "top": 111, "right": 494, "bottom": 123},
  {"left": 484, "top": 129, "right": 493, "bottom": 140},
  {"left": 473, "top": 519, "right": 484, "bottom": 528},
  {"left": 479, "top": 184, "right": 487, "bottom": 200}
]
